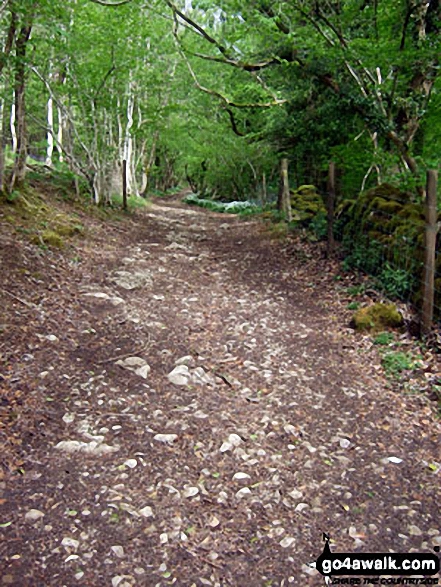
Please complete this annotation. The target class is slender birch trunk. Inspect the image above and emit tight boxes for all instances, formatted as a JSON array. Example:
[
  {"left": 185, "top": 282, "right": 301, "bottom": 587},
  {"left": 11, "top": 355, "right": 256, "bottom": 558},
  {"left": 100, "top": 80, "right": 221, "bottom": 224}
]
[
  {"left": 123, "top": 78, "right": 135, "bottom": 195},
  {"left": 45, "top": 95, "right": 54, "bottom": 167},
  {"left": 10, "top": 98, "right": 16, "bottom": 153},
  {"left": 0, "top": 95, "right": 6, "bottom": 192}
]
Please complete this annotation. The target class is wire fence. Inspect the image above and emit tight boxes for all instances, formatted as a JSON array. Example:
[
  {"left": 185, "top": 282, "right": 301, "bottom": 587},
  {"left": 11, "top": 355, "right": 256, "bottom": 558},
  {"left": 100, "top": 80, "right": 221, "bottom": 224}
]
[{"left": 327, "top": 169, "right": 440, "bottom": 331}]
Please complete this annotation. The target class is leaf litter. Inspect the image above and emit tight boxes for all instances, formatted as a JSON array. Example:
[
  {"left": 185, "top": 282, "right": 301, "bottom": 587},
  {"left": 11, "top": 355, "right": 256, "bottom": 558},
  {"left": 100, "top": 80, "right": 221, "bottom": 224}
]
[{"left": 0, "top": 195, "right": 440, "bottom": 586}]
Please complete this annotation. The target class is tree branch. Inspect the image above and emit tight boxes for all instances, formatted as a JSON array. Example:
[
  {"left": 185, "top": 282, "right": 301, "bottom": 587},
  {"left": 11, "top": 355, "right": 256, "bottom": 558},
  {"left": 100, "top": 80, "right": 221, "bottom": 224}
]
[
  {"left": 178, "top": 41, "right": 286, "bottom": 108},
  {"left": 89, "top": 0, "right": 131, "bottom": 5},
  {"left": 190, "top": 51, "right": 277, "bottom": 72},
  {"left": 165, "top": 0, "right": 229, "bottom": 56},
  {"left": 225, "top": 108, "right": 245, "bottom": 136},
  {"left": 93, "top": 48, "right": 117, "bottom": 106},
  {"left": 170, "top": 16, "right": 287, "bottom": 109}
]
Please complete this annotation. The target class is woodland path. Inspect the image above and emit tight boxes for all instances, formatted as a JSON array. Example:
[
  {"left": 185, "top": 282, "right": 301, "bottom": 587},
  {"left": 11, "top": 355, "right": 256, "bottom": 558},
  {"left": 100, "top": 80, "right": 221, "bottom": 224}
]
[{"left": 1, "top": 195, "right": 440, "bottom": 587}]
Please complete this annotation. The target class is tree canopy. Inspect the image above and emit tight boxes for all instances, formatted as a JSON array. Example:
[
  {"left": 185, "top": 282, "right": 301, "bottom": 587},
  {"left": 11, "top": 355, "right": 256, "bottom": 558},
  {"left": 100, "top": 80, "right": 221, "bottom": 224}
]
[{"left": 0, "top": 0, "right": 440, "bottom": 202}]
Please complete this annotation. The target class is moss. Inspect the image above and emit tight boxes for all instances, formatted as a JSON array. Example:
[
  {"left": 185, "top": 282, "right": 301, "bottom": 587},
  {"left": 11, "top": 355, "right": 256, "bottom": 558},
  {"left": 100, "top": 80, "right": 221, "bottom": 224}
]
[
  {"left": 351, "top": 303, "right": 404, "bottom": 332},
  {"left": 373, "top": 198, "right": 403, "bottom": 215},
  {"left": 266, "top": 221, "right": 288, "bottom": 239},
  {"left": 54, "top": 222, "right": 84, "bottom": 237},
  {"left": 364, "top": 183, "right": 411, "bottom": 204},
  {"left": 290, "top": 184, "right": 326, "bottom": 225},
  {"left": 39, "top": 230, "right": 64, "bottom": 248}
]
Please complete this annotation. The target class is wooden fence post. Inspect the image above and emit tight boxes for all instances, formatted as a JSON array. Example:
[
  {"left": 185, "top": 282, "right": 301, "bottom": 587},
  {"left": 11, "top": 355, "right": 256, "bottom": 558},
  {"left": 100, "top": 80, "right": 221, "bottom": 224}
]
[
  {"left": 261, "top": 172, "right": 267, "bottom": 207},
  {"left": 122, "top": 159, "right": 128, "bottom": 211},
  {"left": 421, "top": 169, "right": 438, "bottom": 335},
  {"left": 326, "top": 161, "right": 336, "bottom": 257},
  {"left": 278, "top": 158, "right": 292, "bottom": 222}
]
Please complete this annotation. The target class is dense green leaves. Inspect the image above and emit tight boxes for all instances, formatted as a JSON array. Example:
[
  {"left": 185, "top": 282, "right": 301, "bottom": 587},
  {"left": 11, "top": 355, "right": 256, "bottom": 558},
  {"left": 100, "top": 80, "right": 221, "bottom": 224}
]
[{"left": 0, "top": 0, "right": 439, "bottom": 201}]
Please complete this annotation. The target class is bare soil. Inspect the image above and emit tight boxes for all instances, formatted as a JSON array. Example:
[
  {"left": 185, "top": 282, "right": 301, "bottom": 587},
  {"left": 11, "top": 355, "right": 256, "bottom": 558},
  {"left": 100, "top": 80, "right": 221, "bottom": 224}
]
[{"left": 0, "top": 194, "right": 440, "bottom": 587}]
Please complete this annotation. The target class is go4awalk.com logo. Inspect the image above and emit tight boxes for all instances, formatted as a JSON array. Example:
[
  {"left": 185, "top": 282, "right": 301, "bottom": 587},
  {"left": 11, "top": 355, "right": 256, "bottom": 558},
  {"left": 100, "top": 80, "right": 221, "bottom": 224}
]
[{"left": 313, "top": 533, "right": 440, "bottom": 585}]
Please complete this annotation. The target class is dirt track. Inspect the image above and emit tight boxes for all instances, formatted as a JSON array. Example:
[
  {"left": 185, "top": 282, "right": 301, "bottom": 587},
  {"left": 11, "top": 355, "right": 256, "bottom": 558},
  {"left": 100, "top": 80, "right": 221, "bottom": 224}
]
[{"left": 1, "top": 196, "right": 440, "bottom": 586}]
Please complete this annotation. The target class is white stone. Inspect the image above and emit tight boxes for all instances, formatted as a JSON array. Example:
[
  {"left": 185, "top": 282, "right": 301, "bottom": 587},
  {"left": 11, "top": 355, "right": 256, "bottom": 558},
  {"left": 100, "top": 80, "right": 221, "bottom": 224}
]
[
  {"left": 220, "top": 441, "right": 233, "bottom": 453},
  {"left": 111, "top": 545, "right": 125, "bottom": 558},
  {"left": 153, "top": 434, "right": 178, "bottom": 445},
  {"left": 167, "top": 365, "right": 190, "bottom": 386},
  {"left": 408, "top": 525, "right": 423, "bottom": 536},
  {"left": 25, "top": 509, "right": 45, "bottom": 522},
  {"left": 55, "top": 440, "right": 118, "bottom": 456},
  {"left": 175, "top": 355, "right": 195, "bottom": 367},
  {"left": 61, "top": 537, "right": 79, "bottom": 549},
  {"left": 208, "top": 516, "right": 220, "bottom": 528},
  {"left": 109, "top": 297, "right": 125, "bottom": 306},
  {"left": 228, "top": 433, "right": 242, "bottom": 447},
  {"left": 235, "top": 487, "right": 251, "bottom": 499},
  {"left": 383, "top": 456, "right": 403, "bottom": 464},
  {"left": 83, "top": 292, "right": 109, "bottom": 299},
  {"left": 116, "top": 356, "right": 147, "bottom": 370},
  {"left": 183, "top": 486, "right": 199, "bottom": 498},
  {"left": 135, "top": 364, "right": 150, "bottom": 379},
  {"left": 139, "top": 506, "right": 154, "bottom": 518},
  {"left": 232, "top": 472, "right": 251, "bottom": 481}
]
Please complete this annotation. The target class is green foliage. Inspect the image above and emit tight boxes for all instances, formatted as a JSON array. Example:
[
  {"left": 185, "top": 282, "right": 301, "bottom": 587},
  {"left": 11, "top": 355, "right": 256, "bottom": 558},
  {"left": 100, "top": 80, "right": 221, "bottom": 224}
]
[
  {"left": 309, "top": 211, "right": 328, "bottom": 240},
  {"left": 5, "top": 190, "right": 21, "bottom": 204},
  {"left": 111, "top": 194, "right": 149, "bottom": 210},
  {"left": 339, "top": 183, "right": 424, "bottom": 305},
  {"left": 346, "top": 284, "right": 366, "bottom": 297},
  {"left": 377, "top": 264, "right": 415, "bottom": 300},
  {"left": 382, "top": 351, "right": 421, "bottom": 379},
  {"left": 342, "top": 235, "right": 384, "bottom": 275},
  {"left": 373, "top": 332, "right": 395, "bottom": 346}
]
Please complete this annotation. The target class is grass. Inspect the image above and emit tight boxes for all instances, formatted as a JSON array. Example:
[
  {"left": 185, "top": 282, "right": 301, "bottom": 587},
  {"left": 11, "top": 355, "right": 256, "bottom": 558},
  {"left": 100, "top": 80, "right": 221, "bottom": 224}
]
[
  {"left": 346, "top": 284, "right": 366, "bottom": 297},
  {"left": 111, "top": 193, "right": 149, "bottom": 210}
]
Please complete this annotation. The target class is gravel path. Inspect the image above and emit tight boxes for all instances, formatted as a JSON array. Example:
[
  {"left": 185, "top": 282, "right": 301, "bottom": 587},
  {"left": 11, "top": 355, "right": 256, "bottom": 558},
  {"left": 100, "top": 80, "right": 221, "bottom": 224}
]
[{"left": 1, "top": 197, "right": 440, "bottom": 587}]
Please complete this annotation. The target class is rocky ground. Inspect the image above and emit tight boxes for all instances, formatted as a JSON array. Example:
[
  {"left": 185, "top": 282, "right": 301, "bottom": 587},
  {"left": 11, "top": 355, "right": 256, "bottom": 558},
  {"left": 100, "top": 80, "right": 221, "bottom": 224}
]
[{"left": 0, "top": 195, "right": 440, "bottom": 587}]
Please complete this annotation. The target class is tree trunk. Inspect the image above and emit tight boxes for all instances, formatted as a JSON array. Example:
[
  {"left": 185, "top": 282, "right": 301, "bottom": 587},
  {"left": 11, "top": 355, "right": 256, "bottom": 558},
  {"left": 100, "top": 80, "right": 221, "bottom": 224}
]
[
  {"left": 261, "top": 172, "right": 267, "bottom": 206},
  {"left": 56, "top": 104, "right": 64, "bottom": 162},
  {"left": 10, "top": 98, "right": 16, "bottom": 154},
  {"left": 0, "top": 94, "right": 7, "bottom": 193},
  {"left": 122, "top": 158, "right": 127, "bottom": 211},
  {"left": 123, "top": 79, "right": 135, "bottom": 195},
  {"left": 46, "top": 95, "right": 54, "bottom": 167},
  {"left": 421, "top": 170, "right": 438, "bottom": 335},
  {"left": 9, "top": 22, "right": 32, "bottom": 192}
]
